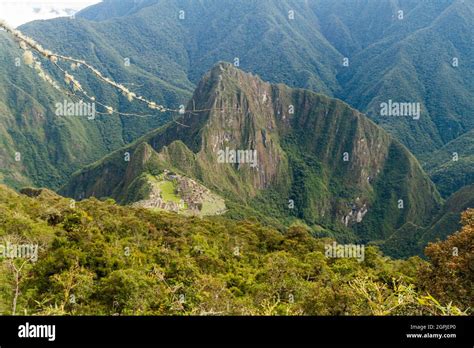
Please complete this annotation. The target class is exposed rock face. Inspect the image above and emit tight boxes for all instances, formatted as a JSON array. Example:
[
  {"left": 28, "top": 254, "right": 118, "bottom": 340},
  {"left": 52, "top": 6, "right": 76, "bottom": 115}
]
[
  {"left": 19, "top": 187, "right": 56, "bottom": 198},
  {"left": 60, "top": 63, "right": 441, "bottom": 247},
  {"left": 20, "top": 187, "right": 45, "bottom": 198},
  {"left": 342, "top": 201, "right": 369, "bottom": 227}
]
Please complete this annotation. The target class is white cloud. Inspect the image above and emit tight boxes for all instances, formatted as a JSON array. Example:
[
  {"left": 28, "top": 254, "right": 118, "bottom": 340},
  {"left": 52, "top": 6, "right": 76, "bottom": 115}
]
[{"left": 0, "top": 0, "right": 102, "bottom": 27}]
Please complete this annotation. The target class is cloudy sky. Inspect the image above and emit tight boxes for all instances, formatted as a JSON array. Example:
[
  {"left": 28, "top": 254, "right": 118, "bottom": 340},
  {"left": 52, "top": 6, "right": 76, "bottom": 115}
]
[{"left": 0, "top": 0, "right": 102, "bottom": 27}]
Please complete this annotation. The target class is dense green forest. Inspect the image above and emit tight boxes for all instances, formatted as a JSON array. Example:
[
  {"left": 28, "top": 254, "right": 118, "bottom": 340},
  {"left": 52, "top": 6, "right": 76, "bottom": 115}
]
[
  {"left": 422, "top": 130, "right": 474, "bottom": 197},
  {"left": 0, "top": 0, "right": 472, "bottom": 318},
  {"left": 0, "top": 185, "right": 471, "bottom": 315},
  {"left": 59, "top": 63, "right": 442, "bottom": 258}
]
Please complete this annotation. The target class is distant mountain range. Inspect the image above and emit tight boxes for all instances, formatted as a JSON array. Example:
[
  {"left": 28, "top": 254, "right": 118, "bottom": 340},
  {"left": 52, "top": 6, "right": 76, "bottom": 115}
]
[
  {"left": 75, "top": 0, "right": 473, "bottom": 157},
  {"left": 0, "top": 0, "right": 472, "bottom": 257},
  {"left": 1, "top": 0, "right": 468, "bottom": 190}
]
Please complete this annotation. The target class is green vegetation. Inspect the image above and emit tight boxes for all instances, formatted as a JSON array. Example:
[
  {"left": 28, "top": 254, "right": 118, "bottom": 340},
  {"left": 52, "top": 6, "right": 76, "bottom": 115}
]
[
  {"left": 68, "top": 0, "right": 474, "bottom": 157},
  {"left": 0, "top": 29, "right": 187, "bottom": 191},
  {"left": 0, "top": 185, "right": 470, "bottom": 315},
  {"left": 419, "top": 208, "right": 474, "bottom": 310},
  {"left": 419, "top": 184, "right": 474, "bottom": 249},
  {"left": 422, "top": 130, "right": 474, "bottom": 197},
  {"left": 60, "top": 63, "right": 442, "bottom": 258},
  {"left": 0, "top": 1, "right": 471, "bottom": 308},
  {"left": 0, "top": 0, "right": 469, "bottom": 192},
  {"left": 328, "top": 0, "right": 474, "bottom": 156},
  {"left": 157, "top": 181, "right": 179, "bottom": 203},
  {"left": 381, "top": 184, "right": 474, "bottom": 258}
]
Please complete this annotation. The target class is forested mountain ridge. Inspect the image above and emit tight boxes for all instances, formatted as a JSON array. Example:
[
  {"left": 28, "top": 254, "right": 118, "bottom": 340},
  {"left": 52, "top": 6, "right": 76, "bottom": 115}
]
[
  {"left": 72, "top": 0, "right": 474, "bottom": 156},
  {"left": 0, "top": 0, "right": 471, "bottom": 193},
  {"left": 60, "top": 63, "right": 442, "bottom": 257},
  {"left": 0, "top": 0, "right": 471, "bottom": 318},
  {"left": 334, "top": 0, "right": 474, "bottom": 155},
  {"left": 0, "top": 31, "right": 123, "bottom": 189},
  {"left": 422, "top": 130, "right": 474, "bottom": 197},
  {"left": 0, "top": 0, "right": 469, "bottom": 193}
]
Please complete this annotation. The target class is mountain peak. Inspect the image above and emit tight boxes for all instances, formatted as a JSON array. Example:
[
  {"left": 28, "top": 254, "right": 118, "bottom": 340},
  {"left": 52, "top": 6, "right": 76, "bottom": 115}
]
[
  {"left": 202, "top": 61, "right": 266, "bottom": 87},
  {"left": 200, "top": 61, "right": 262, "bottom": 92},
  {"left": 212, "top": 61, "right": 237, "bottom": 73},
  {"left": 61, "top": 65, "right": 442, "bottom": 256}
]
